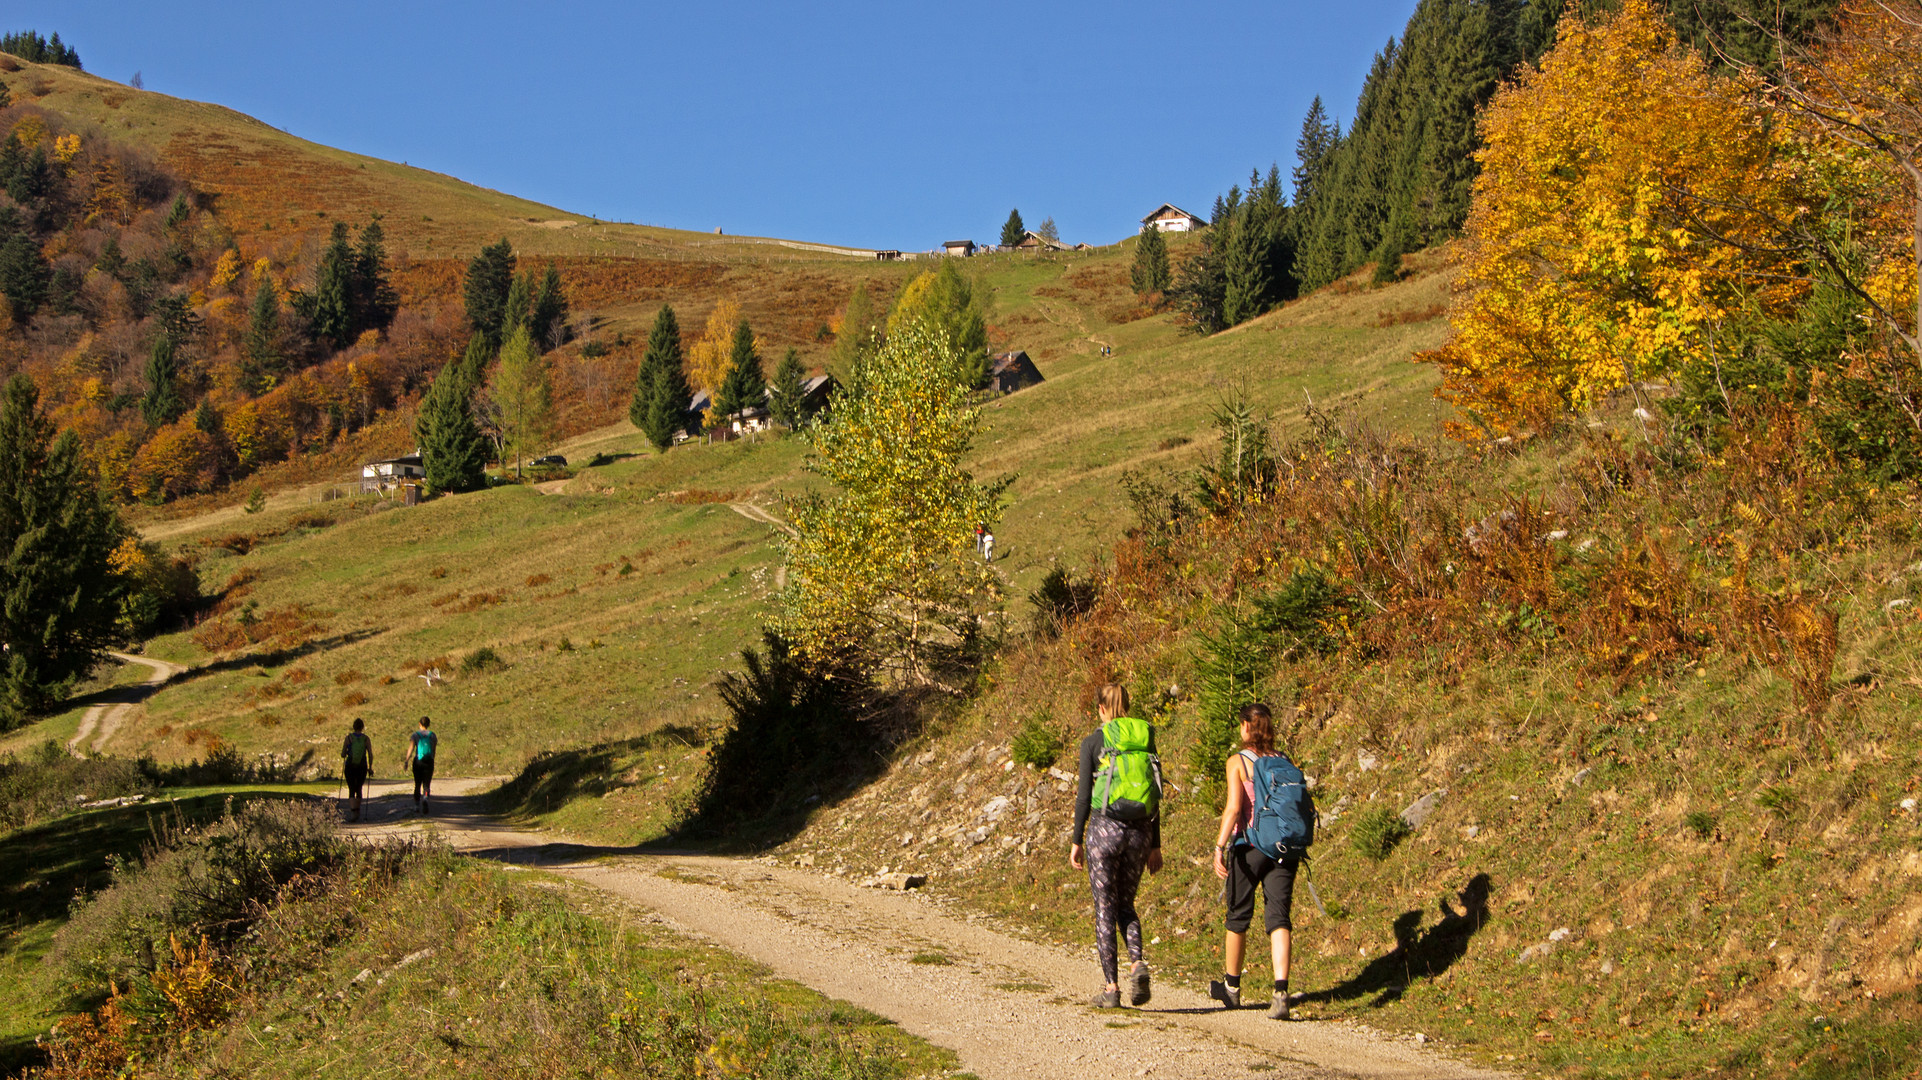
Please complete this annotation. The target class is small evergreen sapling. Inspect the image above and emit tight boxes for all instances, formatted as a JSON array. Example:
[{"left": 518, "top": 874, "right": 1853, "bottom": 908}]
[{"left": 768, "top": 348, "right": 808, "bottom": 430}]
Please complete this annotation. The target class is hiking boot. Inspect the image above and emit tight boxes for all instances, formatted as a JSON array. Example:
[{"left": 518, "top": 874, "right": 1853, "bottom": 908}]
[
  {"left": 1208, "top": 980, "right": 1242, "bottom": 1010},
  {"left": 1129, "top": 962, "right": 1152, "bottom": 1006},
  {"left": 1091, "top": 988, "right": 1121, "bottom": 1009},
  {"left": 421, "top": 799, "right": 431, "bottom": 816},
  {"left": 1267, "top": 994, "right": 1291, "bottom": 1021}
]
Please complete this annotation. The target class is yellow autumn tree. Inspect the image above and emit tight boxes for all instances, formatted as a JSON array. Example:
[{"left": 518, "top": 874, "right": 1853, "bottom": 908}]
[
  {"left": 782, "top": 323, "right": 1005, "bottom": 691},
  {"left": 686, "top": 298, "right": 742, "bottom": 404},
  {"left": 1765, "top": 0, "right": 1922, "bottom": 365},
  {"left": 1422, "top": 0, "right": 1796, "bottom": 435}
]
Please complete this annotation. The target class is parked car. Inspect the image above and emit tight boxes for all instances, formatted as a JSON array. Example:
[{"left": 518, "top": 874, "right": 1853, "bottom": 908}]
[{"left": 530, "top": 455, "right": 567, "bottom": 467}]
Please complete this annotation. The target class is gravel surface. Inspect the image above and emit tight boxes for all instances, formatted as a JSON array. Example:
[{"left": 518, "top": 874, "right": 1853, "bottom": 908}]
[{"left": 347, "top": 781, "right": 1512, "bottom": 1080}]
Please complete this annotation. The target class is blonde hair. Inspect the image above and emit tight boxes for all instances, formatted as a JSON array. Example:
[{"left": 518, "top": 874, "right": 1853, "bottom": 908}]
[
  {"left": 1239, "top": 703, "right": 1275, "bottom": 755},
  {"left": 1096, "top": 684, "right": 1130, "bottom": 721}
]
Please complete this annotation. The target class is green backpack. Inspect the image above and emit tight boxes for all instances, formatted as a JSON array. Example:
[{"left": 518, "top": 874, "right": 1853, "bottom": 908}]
[
  {"left": 344, "top": 732, "right": 370, "bottom": 769},
  {"left": 1093, "top": 717, "right": 1162, "bottom": 822}
]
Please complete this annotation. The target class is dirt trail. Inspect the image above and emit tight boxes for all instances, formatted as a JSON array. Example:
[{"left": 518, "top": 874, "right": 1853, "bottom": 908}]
[
  {"left": 344, "top": 786, "right": 1508, "bottom": 1080},
  {"left": 68, "top": 653, "right": 184, "bottom": 755}
]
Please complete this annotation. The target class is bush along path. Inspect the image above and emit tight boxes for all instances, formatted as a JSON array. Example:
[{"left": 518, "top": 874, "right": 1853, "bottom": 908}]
[{"left": 349, "top": 783, "right": 1509, "bottom": 1080}]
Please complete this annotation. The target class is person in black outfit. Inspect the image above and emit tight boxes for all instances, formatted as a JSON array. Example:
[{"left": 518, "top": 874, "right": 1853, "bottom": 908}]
[
  {"left": 1069, "top": 684, "right": 1163, "bottom": 1008},
  {"left": 1208, "top": 702, "right": 1300, "bottom": 1019}
]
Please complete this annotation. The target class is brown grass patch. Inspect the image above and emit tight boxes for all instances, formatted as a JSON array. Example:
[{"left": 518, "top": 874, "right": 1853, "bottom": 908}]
[
  {"left": 341, "top": 690, "right": 370, "bottom": 707},
  {"left": 526, "top": 573, "right": 553, "bottom": 587},
  {"left": 452, "top": 591, "right": 504, "bottom": 613},
  {"left": 1371, "top": 302, "right": 1447, "bottom": 327},
  {"left": 429, "top": 591, "right": 462, "bottom": 607},
  {"left": 0, "top": 57, "right": 19, "bottom": 72},
  {"left": 428, "top": 567, "right": 448, "bottom": 579},
  {"left": 666, "top": 489, "right": 738, "bottom": 505},
  {"left": 333, "top": 669, "right": 363, "bottom": 685},
  {"left": 285, "top": 668, "right": 312, "bottom": 685},
  {"left": 400, "top": 655, "right": 450, "bottom": 675},
  {"left": 253, "top": 712, "right": 283, "bottom": 728},
  {"left": 288, "top": 512, "right": 335, "bottom": 529}
]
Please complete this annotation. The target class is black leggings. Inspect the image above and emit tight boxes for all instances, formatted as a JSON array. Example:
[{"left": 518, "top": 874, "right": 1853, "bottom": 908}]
[
  {"left": 1224, "top": 844, "right": 1298, "bottom": 934},
  {"left": 1085, "top": 813, "right": 1152, "bottom": 986}
]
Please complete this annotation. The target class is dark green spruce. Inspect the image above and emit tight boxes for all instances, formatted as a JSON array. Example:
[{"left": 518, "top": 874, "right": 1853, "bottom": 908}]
[{"left": 0, "top": 373, "right": 127, "bottom": 725}]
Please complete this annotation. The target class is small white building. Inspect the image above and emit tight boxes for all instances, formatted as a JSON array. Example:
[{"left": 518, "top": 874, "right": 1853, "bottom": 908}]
[
  {"left": 360, "top": 452, "right": 424, "bottom": 494},
  {"left": 943, "top": 239, "right": 977, "bottom": 257},
  {"left": 1140, "top": 203, "right": 1206, "bottom": 233}
]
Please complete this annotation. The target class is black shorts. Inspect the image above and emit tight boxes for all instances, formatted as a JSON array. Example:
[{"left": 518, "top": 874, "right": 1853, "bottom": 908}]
[
  {"left": 345, "top": 766, "right": 367, "bottom": 798},
  {"left": 1224, "top": 844, "right": 1299, "bottom": 934}
]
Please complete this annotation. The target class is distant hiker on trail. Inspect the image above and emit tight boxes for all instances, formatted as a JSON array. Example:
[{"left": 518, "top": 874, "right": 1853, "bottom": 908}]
[
  {"left": 974, "top": 523, "right": 985, "bottom": 555},
  {"left": 340, "top": 718, "right": 373, "bottom": 822},
  {"left": 1070, "top": 684, "right": 1164, "bottom": 1008},
  {"left": 1208, "top": 702, "right": 1316, "bottom": 1020},
  {"left": 982, "top": 530, "right": 994, "bottom": 562},
  {"left": 407, "top": 716, "right": 437, "bottom": 815}
]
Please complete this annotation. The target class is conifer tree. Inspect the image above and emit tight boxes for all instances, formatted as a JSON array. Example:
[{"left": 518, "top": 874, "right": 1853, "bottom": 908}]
[
  {"left": 529, "top": 263, "right": 569, "bottom": 350},
  {"left": 415, "top": 336, "right": 490, "bottom": 494},
  {"left": 307, "top": 222, "right": 356, "bottom": 348},
  {"left": 630, "top": 304, "right": 689, "bottom": 450},
  {"left": 829, "top": 283, "right": 882, "bottom": 380},
  {"left": 715, "top": 319, "right": 766, "bottom": 420},
  {"left": 886, "top": 261, "right": 990, "bottom": 388},
  {"left": 643, "top": 367, "right": 688, "bottom": 452},
  {"left": 999, "top": 209, "right": 1026, "bottom": 248},
  {"left": 1131, "top": 224, "right": 1170, "bottom": 297},
  {"left": 352, "top": 217, "right": 398, "bottom": 333},
  {"left": 501, "top": 270, "right": 533, "bottom": 337},
  {"left": 769, "top": 347, "right": 808, "bottom": 430},
  {"left": 0, "top": 230, "right": 49, "bottom": 316},
  {"left": 0, "top": 374, "right": 126, "bottom": 724},
  {"left": 0, "top": 80, "right": 10, "bottom": 111},
  {"left": 141, "top": 336, "right": 184, "bottom": 427},
  {"left": 241, "top": 282, "right": 283, "bottom": 393},
  {"left": 490, "top": 325, "right": 554, "bottom": 478},
  {"left": 463, "top": 238, "right": 516, "bottom": 351}
]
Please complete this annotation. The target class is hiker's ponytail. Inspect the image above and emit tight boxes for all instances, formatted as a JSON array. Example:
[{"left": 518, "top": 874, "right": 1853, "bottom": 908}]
[{"left": 1239, "top": 703, "right": 1275, "bottom": 755}]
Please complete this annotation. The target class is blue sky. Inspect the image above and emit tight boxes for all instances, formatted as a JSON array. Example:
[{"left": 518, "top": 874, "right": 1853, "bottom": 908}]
[{"left": 16, "top": 2, "right": 1419, "bottom": 249}]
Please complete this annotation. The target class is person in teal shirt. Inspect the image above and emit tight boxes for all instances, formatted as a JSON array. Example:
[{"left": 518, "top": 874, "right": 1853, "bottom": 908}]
[{"left": 407, "top": 715, "right": 438, "bottom": 815}]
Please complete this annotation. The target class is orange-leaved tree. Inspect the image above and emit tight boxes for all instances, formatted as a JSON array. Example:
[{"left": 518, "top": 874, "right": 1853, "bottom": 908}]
[
  {"left": 686, "top": 298, "right": 742, "bottom": 406},
  {"left": 1422, "top": 0, "right": 1798, "bottom": 436}
]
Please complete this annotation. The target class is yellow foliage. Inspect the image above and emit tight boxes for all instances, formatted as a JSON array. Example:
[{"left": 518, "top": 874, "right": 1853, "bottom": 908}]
[
  {"left": 209, "top": 248, "right": 242, "bottom": 293},
  {"left": 52, "top": 132, "right": 80, "bottom": 165},
  {"left": 250, "top": 256, "right": 274, "bottom": 284},
  {"left": 686, "top": 298, "right": 741, "bottom": 399},
  {"left": 10, "top": 115, "right": 48, "bottom": 147},
  {"left": 108, "top": 537, "right": 149, "bottom": 577},
  {"left": 1422, "top": 0, "right": 1796, "bottom": 434}
]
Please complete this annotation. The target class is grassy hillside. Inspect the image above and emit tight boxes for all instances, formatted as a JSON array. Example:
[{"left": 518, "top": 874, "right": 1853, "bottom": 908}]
[{"left": 15, "top": 255, "right": 1445, "bottom": 779}]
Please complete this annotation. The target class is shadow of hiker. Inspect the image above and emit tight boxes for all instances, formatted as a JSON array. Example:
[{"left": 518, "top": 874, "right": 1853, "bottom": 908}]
[{"left": 1308, "top": 873, "right": 1493, "bottom": 1009}]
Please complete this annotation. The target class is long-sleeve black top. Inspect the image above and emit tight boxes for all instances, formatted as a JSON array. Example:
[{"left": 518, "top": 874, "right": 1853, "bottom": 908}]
[{"left": 1071, "top": 726, "right": 1162, "bottom": 848}]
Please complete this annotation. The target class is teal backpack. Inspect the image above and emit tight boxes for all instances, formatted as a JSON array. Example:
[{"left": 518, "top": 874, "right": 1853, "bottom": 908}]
[{"left": 1093, "top": 717, "right": 1162, "bottom": 822}]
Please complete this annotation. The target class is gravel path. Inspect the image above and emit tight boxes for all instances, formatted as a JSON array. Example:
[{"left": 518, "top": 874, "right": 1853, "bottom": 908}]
[
  {"left": 345, "top": 783, "right": 1510, "bottom": 1080},
  {"left": 67, "top": 652, "right": 183, "bottom": 755}
]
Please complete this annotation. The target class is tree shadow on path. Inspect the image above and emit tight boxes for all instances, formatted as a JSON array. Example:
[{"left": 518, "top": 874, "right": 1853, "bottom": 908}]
[{"left": 1306, "top": 872, "right": 1493, "bottom": 1010}]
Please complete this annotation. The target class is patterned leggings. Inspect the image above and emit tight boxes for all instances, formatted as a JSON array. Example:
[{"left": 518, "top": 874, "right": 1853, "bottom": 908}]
[{"left": 1085, "top": 813, "right": 1152, "bottom": 986}]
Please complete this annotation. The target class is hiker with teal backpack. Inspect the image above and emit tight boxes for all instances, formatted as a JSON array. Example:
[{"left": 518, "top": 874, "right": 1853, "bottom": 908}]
[
  {"left": 1208, "top": 703, "right": 1316, "bottom": 1020},
  {"left": 340, "top": 718, "right": 373, "bottom": 822},
  {"left": 1069, "top": 684, "right": 1164, "bottom": 1008},
  {"left": 407, "top": 716, "right": 437, "bottom": 815}
]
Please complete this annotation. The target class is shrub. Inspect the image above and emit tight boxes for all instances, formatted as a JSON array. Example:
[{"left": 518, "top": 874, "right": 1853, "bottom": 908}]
[
  {"left": 1009, "top": 714, "right": 1064, "bottom": 769},
  {"left": 1349, "top": 805, "right": 1411, "bottom": 861},
  {"left": 0, "top": 741, "right": 151, "bottom": 832},
  {"left": 461, "top": 646, "right": 506, "bottom": 674},
  {"left": 1027, "top": 567, "right": 1098, "bottom": 639}
]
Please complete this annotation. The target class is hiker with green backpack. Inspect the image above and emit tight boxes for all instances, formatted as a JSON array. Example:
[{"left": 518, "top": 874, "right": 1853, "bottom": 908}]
[
  {"left": 1069, "top": 684, "right": 1164, "bottom": 1009},
  {"left": 339, "top": 718, "right": 374, "bottom": 822},
  {"left": 1208, "top": 702, "right": 1316, "bottom": 1020}
]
